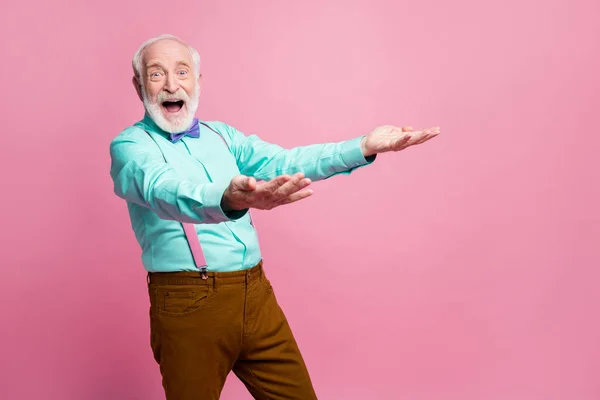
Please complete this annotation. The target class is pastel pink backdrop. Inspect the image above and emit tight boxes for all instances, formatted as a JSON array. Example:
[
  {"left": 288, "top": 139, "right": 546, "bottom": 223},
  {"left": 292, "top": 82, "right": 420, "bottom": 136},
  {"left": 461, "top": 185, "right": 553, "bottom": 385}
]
[{"left": 1, "top": 0, "right": 599, "bottom": 399}]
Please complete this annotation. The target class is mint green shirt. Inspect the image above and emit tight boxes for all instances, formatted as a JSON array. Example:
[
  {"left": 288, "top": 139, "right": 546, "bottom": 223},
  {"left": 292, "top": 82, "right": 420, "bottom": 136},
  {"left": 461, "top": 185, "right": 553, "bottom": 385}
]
[{"left": 109, "top": 114, "right": 375, "bottom": 272}]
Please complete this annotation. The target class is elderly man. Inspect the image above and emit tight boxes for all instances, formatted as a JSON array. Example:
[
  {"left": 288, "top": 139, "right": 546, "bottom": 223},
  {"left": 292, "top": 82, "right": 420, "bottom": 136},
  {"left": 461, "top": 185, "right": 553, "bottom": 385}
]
[{"left": 109, "top": 34, "right": 439, "bottom": 400}]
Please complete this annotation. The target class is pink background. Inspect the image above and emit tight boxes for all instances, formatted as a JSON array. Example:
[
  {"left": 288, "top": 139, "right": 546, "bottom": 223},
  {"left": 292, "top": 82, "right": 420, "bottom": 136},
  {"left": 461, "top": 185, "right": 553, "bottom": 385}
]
[{"left": 1, "top": 0, "right": 599, "bottom": 399}]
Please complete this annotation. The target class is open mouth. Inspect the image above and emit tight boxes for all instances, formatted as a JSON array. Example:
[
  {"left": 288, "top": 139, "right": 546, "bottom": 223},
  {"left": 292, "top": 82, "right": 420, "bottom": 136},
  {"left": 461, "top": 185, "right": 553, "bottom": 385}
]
[{"left": 162, "top": 100, "right": 185, "bottom": 113}]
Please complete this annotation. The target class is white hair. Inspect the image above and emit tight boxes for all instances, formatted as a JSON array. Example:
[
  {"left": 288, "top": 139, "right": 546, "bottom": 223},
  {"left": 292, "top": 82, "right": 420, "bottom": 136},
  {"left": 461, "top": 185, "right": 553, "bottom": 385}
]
[{"left": 132, "top": 34, "right": 201, "bottom": 80}]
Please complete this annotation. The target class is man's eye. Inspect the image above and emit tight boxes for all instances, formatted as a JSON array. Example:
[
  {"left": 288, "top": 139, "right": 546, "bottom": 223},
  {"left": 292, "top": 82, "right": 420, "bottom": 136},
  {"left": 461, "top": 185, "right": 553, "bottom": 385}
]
[
  {"left": 178, "top": 70, "right": 188, "bottom": 75},
  {"left": 152, "top": 72, "right": 162, "bottom": 77}
]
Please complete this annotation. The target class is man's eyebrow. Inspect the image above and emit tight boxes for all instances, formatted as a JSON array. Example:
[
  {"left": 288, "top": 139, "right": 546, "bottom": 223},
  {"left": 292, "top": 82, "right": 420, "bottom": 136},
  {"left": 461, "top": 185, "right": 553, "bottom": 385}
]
[
  {"left": 176, "top": 61, "right": 191, "bottom": 68},
  {"left": 145, "top": 61, "right": 165, "bottom": 70}
]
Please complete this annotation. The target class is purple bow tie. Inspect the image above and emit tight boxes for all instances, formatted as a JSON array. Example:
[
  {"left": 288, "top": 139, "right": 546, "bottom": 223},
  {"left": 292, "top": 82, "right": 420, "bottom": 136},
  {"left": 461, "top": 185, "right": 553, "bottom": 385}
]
[{"left": 169, "top": 118, "right": 200, "bottom": 143}]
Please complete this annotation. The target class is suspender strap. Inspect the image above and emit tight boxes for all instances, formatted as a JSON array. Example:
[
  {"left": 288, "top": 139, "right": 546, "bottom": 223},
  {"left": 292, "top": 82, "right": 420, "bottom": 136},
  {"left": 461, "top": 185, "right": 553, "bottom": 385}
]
[{"left": 143, "top": 122, "right": 231, "bottom": 274}]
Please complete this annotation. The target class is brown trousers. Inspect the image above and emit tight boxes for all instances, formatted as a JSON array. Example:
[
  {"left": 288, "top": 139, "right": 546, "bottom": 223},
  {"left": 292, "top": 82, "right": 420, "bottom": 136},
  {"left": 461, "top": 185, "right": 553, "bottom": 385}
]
[{"left": 147, "top": 262, "right": 318, "bottom": 400}]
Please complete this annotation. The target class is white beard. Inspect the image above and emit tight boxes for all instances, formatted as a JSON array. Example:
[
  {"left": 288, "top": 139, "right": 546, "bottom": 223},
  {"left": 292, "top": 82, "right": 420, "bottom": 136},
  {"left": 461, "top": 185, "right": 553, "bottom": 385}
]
[{"left": 142, "top": 85, "right": 200, "bottom": 134}]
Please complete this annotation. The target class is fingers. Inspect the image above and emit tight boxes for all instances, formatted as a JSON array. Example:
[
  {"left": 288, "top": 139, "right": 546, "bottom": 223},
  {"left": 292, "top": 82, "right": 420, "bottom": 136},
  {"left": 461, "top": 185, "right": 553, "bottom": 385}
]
[
  {"left": 256, "top": 174, "right": 292, "bottom": 193},
  {"left": 412, "top": 126, "right": 440, "bottom": 145},
  {"left": 388, "top": 126, "right": 440, "bottom": 152},
  {"left": 252, "top": 172, "right": 311, "bottom": 203},
  {"left": 273, "top": 173, "right": 312, "bottom": 199},
  {"left": 391, "top": 134, "right": 412, "bottom": 149},
  {"left": 248, "top": 172, "right": 314, "bottom": 209},
  {"left": 279, "top": 188, "right": 314, "bottom": 205},
  {"left": 403, "top": 126, "right": 440, "bottom": 147},
  {"left": 412, "top": 134, "right": 435, "bottom": 145}
]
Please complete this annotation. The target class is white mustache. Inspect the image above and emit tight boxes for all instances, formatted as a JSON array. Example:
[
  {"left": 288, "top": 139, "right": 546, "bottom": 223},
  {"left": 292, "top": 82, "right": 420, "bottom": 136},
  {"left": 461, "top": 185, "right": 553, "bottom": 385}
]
[{"left": 157, "top": 91, "right": 189, "bottom": 103}]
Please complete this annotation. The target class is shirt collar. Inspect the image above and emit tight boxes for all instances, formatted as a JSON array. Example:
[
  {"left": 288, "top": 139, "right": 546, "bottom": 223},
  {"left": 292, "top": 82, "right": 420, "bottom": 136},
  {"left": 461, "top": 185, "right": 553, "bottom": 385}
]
[{"left": 137, "top": 113, "right": 199, "bottom": 141}]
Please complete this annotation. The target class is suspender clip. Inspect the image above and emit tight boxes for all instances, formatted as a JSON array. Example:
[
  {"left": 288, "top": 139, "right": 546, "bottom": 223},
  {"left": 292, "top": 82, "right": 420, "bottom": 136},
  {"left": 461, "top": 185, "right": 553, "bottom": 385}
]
[{"left": 200, "top": 266, "right": 208, "bottom": 280}]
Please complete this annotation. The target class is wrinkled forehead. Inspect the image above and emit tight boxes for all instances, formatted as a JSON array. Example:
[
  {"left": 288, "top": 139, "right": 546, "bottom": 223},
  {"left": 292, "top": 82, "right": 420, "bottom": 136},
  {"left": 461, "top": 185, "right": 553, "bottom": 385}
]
[{"left": 142, "top": 39, "right": 193, "bottom": 73}]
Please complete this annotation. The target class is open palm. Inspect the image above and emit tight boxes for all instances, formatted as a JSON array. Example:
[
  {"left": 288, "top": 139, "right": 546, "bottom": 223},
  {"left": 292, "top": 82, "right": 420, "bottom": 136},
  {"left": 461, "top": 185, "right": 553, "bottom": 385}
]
[{"left": 361, "top": 125, "right": 440, "bottom": 156}]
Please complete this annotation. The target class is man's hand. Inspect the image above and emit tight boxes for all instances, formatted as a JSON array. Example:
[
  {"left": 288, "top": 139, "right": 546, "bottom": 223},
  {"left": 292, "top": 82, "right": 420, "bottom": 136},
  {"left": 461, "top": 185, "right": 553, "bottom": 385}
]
[
  {"left": 221, "top": 173, "right": 313, "bottom": 212},
  {"left": 360, "top": 125, "right": 440, "bottom": 157}
]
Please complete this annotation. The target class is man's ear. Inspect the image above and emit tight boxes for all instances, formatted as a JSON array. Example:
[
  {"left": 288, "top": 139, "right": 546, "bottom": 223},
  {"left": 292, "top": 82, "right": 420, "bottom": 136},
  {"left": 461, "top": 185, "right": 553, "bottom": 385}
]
[
  {"left": 197, "top": 73, "right": 203, "bottom": 93},
  {"left": 132, "top": 76, "right": 143, "bottom": 102}
]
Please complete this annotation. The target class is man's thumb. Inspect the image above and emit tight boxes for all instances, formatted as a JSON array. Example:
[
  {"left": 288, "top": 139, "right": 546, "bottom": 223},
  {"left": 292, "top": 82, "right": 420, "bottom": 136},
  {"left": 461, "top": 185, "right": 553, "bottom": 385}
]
[{"left": 233, "top": 175, "right": 256, "bottom": 191}]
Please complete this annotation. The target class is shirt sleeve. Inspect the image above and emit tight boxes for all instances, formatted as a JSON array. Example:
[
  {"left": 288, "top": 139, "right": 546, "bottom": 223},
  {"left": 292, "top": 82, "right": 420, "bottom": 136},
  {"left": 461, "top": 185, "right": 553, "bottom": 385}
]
[
  {"left": 221, "top": 123, "right": 376, "bottom": 181},
  {"left": 109, "top": 127, "right": 247, "bottom": 223}
]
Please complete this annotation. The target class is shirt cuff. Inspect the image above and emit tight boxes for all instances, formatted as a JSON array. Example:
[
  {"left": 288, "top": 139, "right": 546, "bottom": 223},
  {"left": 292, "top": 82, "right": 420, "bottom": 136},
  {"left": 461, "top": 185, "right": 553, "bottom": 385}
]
[
  {"left": 201, "top": 180, "right": 249, "bottom": 222},
  {"left": 339, "top": 136, "right": 377, "bottom": 168}
]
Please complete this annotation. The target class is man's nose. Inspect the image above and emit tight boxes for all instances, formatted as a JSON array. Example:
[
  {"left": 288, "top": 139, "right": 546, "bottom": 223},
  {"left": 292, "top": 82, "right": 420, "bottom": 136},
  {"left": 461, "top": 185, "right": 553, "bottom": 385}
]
[{"left": 164, "top": 74, "right": 179, "bottom": 93}]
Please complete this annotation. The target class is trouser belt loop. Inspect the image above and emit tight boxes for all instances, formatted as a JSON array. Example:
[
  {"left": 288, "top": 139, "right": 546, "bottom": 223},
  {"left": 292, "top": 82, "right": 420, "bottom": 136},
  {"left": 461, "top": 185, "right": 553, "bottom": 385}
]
[{"left": 213, "top": 271, "right": 220, "bottom": 291}]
